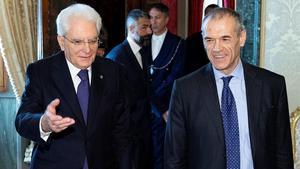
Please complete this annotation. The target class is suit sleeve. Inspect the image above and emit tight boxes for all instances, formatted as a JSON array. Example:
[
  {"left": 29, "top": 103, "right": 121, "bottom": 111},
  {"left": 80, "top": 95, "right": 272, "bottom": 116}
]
[
  {"left": 164, "top": 80, "right": 187, "bottom": 169},
  {"left": 274, "top": 77, "right": 293, "bottom": 168},
  {"left": 15, "top": 63, "right": 47, "bottom": 144},
  {"left": 106, "top": 47, "right": 121, "bottom": 63}
]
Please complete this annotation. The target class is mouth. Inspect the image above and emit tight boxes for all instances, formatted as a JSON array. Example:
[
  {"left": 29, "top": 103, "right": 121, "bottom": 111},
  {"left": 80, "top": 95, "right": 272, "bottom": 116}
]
[
  {"left": 214, "top": 55, "right": 224, "bottom": 58},
  {"left": 151, "top": 26, "right": 157, "bottom": 30},
  {"left": 79, "top": 55, "right": 90, "bottom": 59},
  {"left": 78, "top": 55, "right": 93, "bottom": 61},
  {"left": 212, "top": 53, "right": 225, "bottom": 59},
  {"left": 79, "top": 53, "right": 94, "bottom": 58}
]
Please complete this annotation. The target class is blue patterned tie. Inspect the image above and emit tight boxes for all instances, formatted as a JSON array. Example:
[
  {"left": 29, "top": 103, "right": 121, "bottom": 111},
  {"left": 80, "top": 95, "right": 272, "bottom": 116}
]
[
  {"left": 77, "top": 70, "right": 89, "bottom": 169},
  {"left": 77, "top": 69, "right": 89, "bottom": 124},
  {"left": 221, "top": 76, "right": 240, "bottom": 169}
]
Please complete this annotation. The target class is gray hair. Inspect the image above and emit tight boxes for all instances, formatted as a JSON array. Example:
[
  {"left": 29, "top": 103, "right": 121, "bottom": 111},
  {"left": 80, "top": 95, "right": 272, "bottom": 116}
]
[
  {"left": 201, "top": 8, "right": 245, "bottom": 36},
  {"left": 126, "top": 9, "right": 149, "bottom": 30},
  {"left": 56, "top": 3, "right": 102, "bottom": 36}
]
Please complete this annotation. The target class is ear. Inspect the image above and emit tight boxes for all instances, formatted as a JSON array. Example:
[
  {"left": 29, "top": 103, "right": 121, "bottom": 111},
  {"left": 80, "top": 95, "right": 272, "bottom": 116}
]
[
  {"left": 128, "top": 24, "right": 136, "bottom": 34},
  {"left": 57, "top": 36, "right": 65, "bottom": 51},
  {"left": 239, "top": 30, "right": 247, "bottom": 47},
  {"left": 165, "top": 15, "right": 170, "bottom": 24}
]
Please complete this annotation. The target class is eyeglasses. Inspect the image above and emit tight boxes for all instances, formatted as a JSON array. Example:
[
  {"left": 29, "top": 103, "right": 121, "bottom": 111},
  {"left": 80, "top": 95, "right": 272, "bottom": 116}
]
[{"left": 63, "top": 36, "right": 99, "bottom": 46}]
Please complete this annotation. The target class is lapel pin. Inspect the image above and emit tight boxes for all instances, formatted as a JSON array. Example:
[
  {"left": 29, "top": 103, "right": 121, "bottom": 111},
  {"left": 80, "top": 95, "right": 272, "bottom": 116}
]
[{"left": 150, "top": 67, "right": 154, "bottom": 75}]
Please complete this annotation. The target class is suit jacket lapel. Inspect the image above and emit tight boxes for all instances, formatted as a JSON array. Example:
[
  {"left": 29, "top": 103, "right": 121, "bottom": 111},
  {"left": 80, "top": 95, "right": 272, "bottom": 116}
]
[
  {"left": 123, "top": 40, "right": 144, "bottom": 73},
  {"left": 201, "top": 64, "right": 225, "bottom": 143},
  {"left": 87, "top": 58, "right": 105, "bottom": 131},
  {"left": 243, "top": 62, "right": 262, "bottom": 161},
  {"left": 140, "top": 47, "right": 151, "bottom": 76},
  {"left": 50, "top": 52, "right": 86, "bottom": 127}
]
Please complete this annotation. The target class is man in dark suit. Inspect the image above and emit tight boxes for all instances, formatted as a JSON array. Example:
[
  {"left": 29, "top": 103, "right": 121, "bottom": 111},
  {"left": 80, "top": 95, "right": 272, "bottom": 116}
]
[
  {"left": 165, "top": 8, "right": 293, "bottom": 169},
  {"left": 148, "top": 3, "right": 185, "bottom": 169},
  {"left": 185, "top": 4, "right": 219, "bottom": 74},
  {"left": 106, "top": 9, "right": 153, "bottom": 169},
  {"left": 15, "top": 4, "right": 130, "bottom": 169}
]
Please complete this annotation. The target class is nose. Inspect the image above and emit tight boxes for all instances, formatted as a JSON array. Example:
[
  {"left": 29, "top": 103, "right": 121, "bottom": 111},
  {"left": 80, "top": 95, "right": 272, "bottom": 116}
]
[
  {"left": 150, "top": 18, "right": 155, "bottom": 25},
  {"left": 82, "top": 42, "right": 92, "bottom": 53},
  {"left": 147, "top": 27, "right": 152, "bottom": 34},
  {"left": 212, "top": 40, "right": 221, "bottom": 52}
]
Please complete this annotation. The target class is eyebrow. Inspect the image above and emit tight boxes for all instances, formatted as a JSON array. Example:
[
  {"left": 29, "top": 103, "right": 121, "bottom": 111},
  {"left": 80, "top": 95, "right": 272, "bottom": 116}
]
[
  {"left": 221, "top": 35, "right": 231, "bottom": 39},
  {"left": 204, "top": 35, "right": 232, "bottom": 39}
]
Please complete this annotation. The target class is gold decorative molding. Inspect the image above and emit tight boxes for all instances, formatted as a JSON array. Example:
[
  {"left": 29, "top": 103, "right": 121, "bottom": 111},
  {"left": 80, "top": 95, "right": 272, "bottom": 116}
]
[
  {"left": 0, "top": 57, "right": 7, "bottom": 92},
  {"left": 259, "top": 0, "right": 266, "bottom": 67},
  {"left": 290, "top": 107, "right": 300, "bottom": 161}
]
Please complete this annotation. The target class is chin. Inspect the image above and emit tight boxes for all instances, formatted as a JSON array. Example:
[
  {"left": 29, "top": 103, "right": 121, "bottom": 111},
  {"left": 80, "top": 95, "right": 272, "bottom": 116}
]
[{"left": 213, "top": 63, "right": 228, "bottom": 71}]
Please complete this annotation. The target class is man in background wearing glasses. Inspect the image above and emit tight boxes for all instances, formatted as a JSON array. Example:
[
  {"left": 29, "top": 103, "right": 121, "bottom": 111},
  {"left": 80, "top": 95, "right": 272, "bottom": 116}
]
[{"left": 15, "top": 3, "right": 130, "bottom": 169}]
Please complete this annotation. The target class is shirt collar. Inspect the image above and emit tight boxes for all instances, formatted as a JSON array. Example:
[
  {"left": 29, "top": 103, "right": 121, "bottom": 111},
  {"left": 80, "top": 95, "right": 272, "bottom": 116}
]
[
  {"left": 66, "top": 57, "right": 91, "bottom": 79},
  {"left": 127, "top": 36, "right": 141, "bottom": 55},
  {"left": 213, "top": 59, "right": 244, "bottom": 81},
  {"left": 152, "top": 29, "right": 167, "bottom": 41}
]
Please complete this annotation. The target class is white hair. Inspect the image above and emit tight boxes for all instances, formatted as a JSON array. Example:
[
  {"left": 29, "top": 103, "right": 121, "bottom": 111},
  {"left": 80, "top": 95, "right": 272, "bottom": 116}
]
[{"left": 56, "top": 3, "right": 102, "bottom": 36}]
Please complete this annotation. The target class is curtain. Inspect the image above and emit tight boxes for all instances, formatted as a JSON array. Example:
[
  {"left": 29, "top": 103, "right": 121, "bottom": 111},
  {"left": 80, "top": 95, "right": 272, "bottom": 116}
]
[
  {"left": 0, "top": 0, "right": 37, "bottom": 101},
  {"left": 0, "top": 53, "right": 8, "bottom": 92},
  {"left": 223, "top": 0, "right": 236, "bottom": 10},
  {"left": 188, "top": 0, "right": 204, "bottom": 36},
  {"left": 162, "top": 0, "right": 177, "bottom": 35}
]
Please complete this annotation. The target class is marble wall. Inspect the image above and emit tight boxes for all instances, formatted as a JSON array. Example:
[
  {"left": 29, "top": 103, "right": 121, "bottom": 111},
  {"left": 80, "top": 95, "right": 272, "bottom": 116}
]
[
  {"left": 0, "top": 83, "right": 19, "bottom": 169},
  {"left": 263, "top": 0, "right": 300, "bottom": 113},
  {"left": 237, "top": 0, "right": 261, "bottom": 65},
  {"left": 0, "top": 82, "right": 29, "bottom": 169}
]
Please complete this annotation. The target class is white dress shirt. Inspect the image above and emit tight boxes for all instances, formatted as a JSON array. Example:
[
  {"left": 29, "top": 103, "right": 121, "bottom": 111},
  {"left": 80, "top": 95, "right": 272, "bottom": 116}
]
[
  {"left": 213, "top": 60, "right": 254, "bottom": 169},
  {"left": 40, "top": 58, "right": 91, "bottom": 141},
  {"left": 151, "top": 29, "right": 167, "bottom": 61},
  {"left": 127, "top": 37, "right": 143, "bottom": 69}
]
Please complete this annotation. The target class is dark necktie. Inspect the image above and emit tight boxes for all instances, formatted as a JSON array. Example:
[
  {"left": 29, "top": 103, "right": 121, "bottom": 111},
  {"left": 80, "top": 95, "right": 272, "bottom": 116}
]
[
  {"left": 77, "top": 69, "right": 89, "bottom": 124},
  {"left": 221, "top": 76, "right": 240, "bottom": 169},
  {"left": 77, "top": 69, "right": 89, "bottom": 169}
]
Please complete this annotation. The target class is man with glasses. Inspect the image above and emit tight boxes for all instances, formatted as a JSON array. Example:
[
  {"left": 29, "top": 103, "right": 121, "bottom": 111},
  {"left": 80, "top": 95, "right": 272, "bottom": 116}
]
[{"left": 15, "top": 4, "right": 130, "bottom": 169}]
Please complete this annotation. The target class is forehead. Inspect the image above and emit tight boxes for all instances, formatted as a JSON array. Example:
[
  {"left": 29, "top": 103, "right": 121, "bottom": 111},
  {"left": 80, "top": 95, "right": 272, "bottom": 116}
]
[
  {"left": 149, "top": 8, "right": 164, "bottom": 16},
  {"left": 67, "top": 18, "right": 98, "bottom": 37},
  {"left": 204, "top": 16, "right": 237, "bottom": 36},
  {"left": 137, "top": 17, "right": 150, "bottom": 25}
]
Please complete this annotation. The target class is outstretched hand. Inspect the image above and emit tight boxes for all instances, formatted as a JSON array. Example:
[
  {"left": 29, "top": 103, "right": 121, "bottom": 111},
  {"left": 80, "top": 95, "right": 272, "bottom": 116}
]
[{"left": 41, "top": 98, "right": 75, "bottom": 133}]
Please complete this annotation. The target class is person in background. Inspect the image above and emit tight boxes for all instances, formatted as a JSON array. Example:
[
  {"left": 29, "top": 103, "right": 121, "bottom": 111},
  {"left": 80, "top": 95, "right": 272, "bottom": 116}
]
[
  {"left": 15, "top": 4, "right": 130, "bottom": 169},
  {"left": 97, "top": 46, "right": 105, "bottom": 57},
  {"left": 165, "top": 8, "right": 293, "bottom": 169},
  {"left": 106, "top": 9, "right": 153, "bottom": 169},
  {"left": 148, "top": 3, "right": 185, "bottom": 169},
  {"left": 184, "top": 4, "right": 219, "bottom": 74},
  {"left": 97, "top": 26, "right": 108, "bottom": 57}
]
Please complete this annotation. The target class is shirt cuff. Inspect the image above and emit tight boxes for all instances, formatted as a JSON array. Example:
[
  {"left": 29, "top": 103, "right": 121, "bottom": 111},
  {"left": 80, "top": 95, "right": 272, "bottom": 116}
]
[{"left": 39, "top": 114, "right": 51, "bottom": 141}]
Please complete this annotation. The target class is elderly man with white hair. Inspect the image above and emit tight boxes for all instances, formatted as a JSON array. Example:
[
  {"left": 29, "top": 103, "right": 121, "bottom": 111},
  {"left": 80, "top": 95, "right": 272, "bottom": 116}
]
[{"left": 15, "top": 4, "right": 130, "bottom": 169}]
